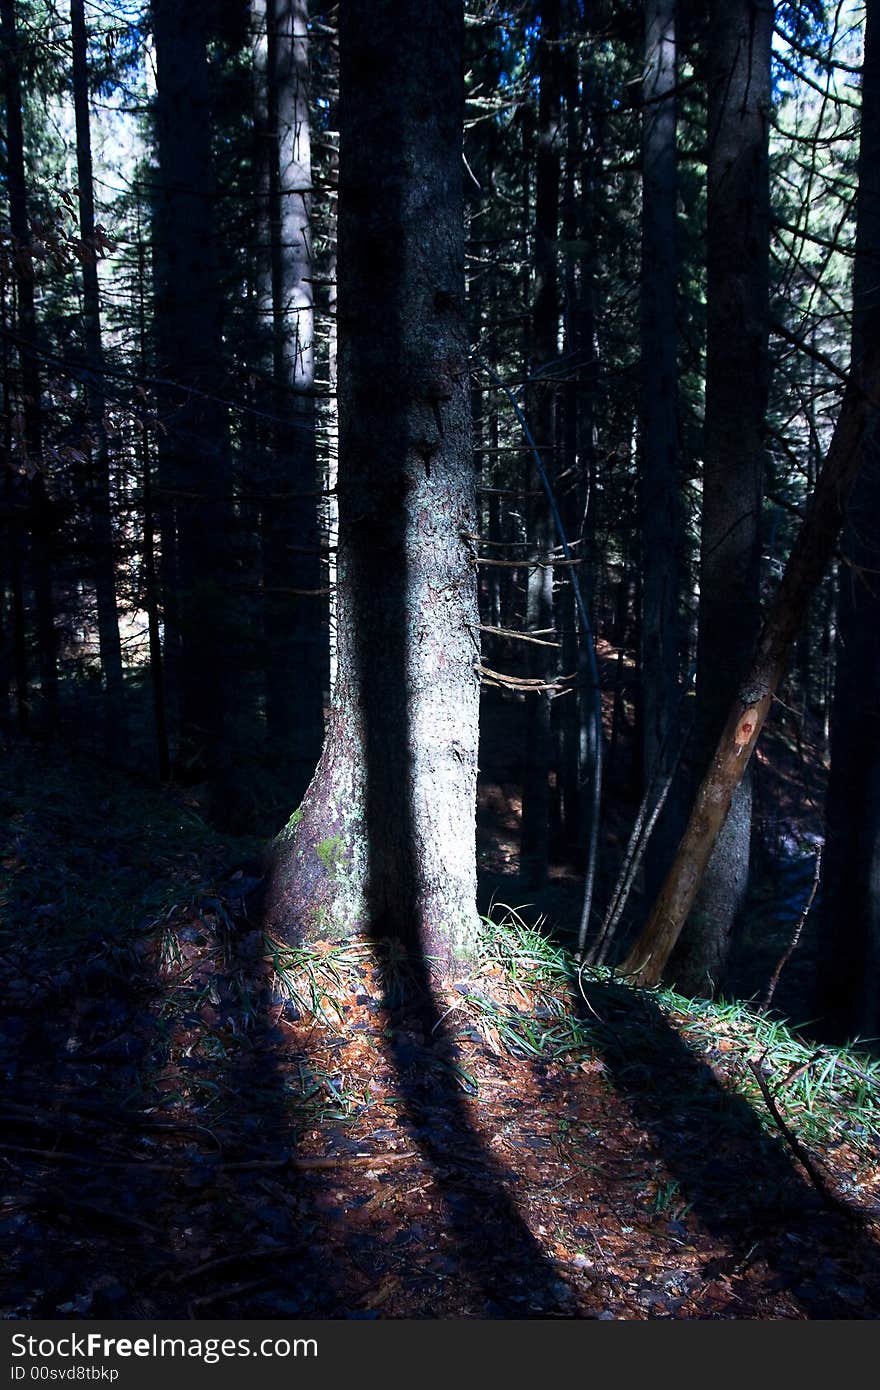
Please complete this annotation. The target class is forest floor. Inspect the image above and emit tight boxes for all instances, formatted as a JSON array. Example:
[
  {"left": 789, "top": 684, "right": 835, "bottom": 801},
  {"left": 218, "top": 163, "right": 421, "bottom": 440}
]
[{"left": 2, "top": 729, "right": 880, "bottom": 1320}]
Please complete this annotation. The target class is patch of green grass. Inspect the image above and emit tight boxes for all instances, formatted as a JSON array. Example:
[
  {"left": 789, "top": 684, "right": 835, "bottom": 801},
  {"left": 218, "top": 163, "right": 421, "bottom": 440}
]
[
  {"left": 471, "top": 906, "right": 879, "bottom": 1164},
  {"left": 656, "top": 986, "right": 880, "bottom": 1158},
  {"left": 265, "top": 936, "right": 366, "bottom": 1029}
]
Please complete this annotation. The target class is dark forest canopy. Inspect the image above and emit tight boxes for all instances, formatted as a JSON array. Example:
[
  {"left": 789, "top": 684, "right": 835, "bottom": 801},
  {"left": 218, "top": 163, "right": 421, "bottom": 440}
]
[{"left": 0, "top": 0, "right": 877, "bottom": 1033}]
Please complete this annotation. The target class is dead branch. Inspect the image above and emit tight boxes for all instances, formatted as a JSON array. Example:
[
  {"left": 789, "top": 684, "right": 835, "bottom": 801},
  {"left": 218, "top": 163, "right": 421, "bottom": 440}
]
[{"left": 473, "top": 622, "right": 561, "bottom": 648}]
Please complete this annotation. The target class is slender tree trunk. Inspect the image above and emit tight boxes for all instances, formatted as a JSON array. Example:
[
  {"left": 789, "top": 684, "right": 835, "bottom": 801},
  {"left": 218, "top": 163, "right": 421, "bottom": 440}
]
[
  {"left": 672, "top": 0, "right": 772, "bottom": 994},
  {"left": 1, "top": 278, "right": 28, "bottom": 732},
  {"left": 639, "top": 0, "right": 686, "bottom": 901},
  {"left": 134, "top": 205, "right": 170, "bottom": 781},
  {"left": 558, "top": 14, "right": 598, "bottom": 857},
  {"left": 819, "top": 0, "right": 880, "bottom": 1040},
  {"left": 260, "top": 0, "right": 325, "bottom": 803},
  {"left": 264, "top": 0, "right": 480, "bottom": 973},
  {"left": 521, "top": 0, "right": 562, "bottom": 887},
  {"left": 70, "top": 0, "right": 126, "bottom": 758},
  {"left": 1, "top": 0, "right": 57, "bottom": 731}
]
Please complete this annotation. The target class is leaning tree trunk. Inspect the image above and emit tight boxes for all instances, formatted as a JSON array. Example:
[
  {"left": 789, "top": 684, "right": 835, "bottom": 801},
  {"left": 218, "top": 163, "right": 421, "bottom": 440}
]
[
  {"left": 263, "top": 0, "right": 481, "bottom": 973},
  {"left": 673, "top": 0, "right": 772, "bottom": 994},
  {"left": 819, "top": 0, "right": 880, "bottom": 1040},
  {"left": 621, "top": 344, "right": 880, "bottom": 988}
]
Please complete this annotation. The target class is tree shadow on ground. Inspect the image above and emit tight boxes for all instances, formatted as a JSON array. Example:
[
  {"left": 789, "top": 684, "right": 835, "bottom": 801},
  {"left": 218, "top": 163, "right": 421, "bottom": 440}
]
[
  {"left": 572, "top": 973, "right": 880, "bottom": 1318},
  {"left": 170, "top": 912, "right": 347, "bottom": 1317},
  {"left": 0, "top": 748, "right": 343, "bottom": 1317},
  {"left": 364, "top": 944, "right": 581, "bottom": 1315}
]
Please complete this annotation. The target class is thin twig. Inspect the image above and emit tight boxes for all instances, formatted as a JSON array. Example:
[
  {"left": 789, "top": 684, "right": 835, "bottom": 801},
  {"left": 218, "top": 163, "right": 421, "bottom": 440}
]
[
  {"left": 762, "top": 844, "right": 823, "bottom": 1010},
  {"left": 220, "top": 1150, "right": 416, "bottom": 1172}
]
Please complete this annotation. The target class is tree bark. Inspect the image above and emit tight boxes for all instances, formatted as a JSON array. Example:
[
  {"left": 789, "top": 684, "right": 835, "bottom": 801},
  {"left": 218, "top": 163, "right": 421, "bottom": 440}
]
[
  {"left": 639, "top": 0, "right": 686, "bottom": 902},
  {"left": 70, "top": 0, "right": 126, "bottom": 759},
  {"left": 621, "top": 344, "right": 880, "bottom": 988},
  {"left": 1, "top": 0, "right": 57, "bottom": 731},
  {"left": 521, "top": 0, "right": 562, "bottom": 887},
  {"left": 264, "top": 0, "right": 481, "bottom": 973},
  {"left": 0, "top": 278, "right": 28, "bottom": 733},
  {"left": 151, "top": 0, "right": 234, "bottom": 788},
  {"left": 673, "top": 0, "right": 772, "bottom": 993},
  {"left": 259, "top": 0, "right": 325, "bottom": 803},
  {"left": 819, "top": 0, "right": 880, "bottom": 1040}
]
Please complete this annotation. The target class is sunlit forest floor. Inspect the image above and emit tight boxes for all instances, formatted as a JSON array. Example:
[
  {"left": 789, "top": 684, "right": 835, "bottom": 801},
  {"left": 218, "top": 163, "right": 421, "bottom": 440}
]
[{"left": 2, "top": 729, "right": 880, "bottom": 1319}]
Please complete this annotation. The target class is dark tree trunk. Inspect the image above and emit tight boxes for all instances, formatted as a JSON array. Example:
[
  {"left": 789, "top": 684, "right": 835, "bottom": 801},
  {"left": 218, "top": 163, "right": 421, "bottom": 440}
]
[
  {"left": 557, "top": 26, "right": 582, "bottom": 851},
  {"left": 1, "top": 281, "right": 28, "bottom": 733},
  {"left": 639, "top": 0, "right": 686, "bottom": 901},
  {"left": 152, "top": 0, "right": 234, "bottom": 789},
  {"left": 557, "top": 15, "right": 599, "bottom": 859},
  {"left": 70, "top": 0, "right": 126, "bottom": 759},
  {"left": 820, "top": 0, "right": 880, "bottom": 1040},
  {"left": 521, "top": 0, "right": 562, "bottom": 887},
  {"left": 673, "top": 0, "right": 772, "bottom": 994},
  {"left": 1, "top": 0, "right": 57, "bottom": 731},
  {"left": 264, "top": 0, "right": 480, "bottom": 972}
]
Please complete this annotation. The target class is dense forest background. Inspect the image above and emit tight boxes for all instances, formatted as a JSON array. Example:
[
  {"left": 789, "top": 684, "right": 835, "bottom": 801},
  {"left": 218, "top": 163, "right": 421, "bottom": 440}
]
[{"left": 3, "top": 0, "right": 880, "bottom": 1323}]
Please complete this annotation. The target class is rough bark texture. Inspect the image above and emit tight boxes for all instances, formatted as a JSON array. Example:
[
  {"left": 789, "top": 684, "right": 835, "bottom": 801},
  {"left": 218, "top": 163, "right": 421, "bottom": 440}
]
[
  {"left": 639, "top": 0, "right": 686, "bottom": 902},
  {"left": 820, "top": 0, "right": 880, "bottom": 1040},
  {"left": 260, "top": 0, "right": 325, "bottom": 803},
  {"left": 264, "top": 0, "right": 481, "bottom": 973},
  {"left": 622, "top": 347, "right": 880, "bottom": 988},
  {"left": 674, "top": 0, "right": 772, "bottom": 993}
]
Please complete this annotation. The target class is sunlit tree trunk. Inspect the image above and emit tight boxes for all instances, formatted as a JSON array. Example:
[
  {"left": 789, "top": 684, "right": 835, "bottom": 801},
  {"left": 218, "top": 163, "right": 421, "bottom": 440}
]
[
  {"left": 264, "top": 0, "right": 480, "bottom": 972},
  {"left": 259, "top": 0, "right": 324, "bottom": 803}
]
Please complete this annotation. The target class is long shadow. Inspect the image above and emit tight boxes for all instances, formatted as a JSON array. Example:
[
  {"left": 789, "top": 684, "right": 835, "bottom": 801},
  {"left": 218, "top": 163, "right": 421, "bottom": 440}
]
[
  {"left": 158, "top": 890, "right": 347, "bottom": 1318},
  {"left": 0, "top": 747, "right": 181, "bottom": 1316},
  {"left": 0, "top": 747, "right": 343, "bottom": 1318},
  {"left": 348, "top": 476, "right": 581, "bottom": 1311},
  {"left": 573, "top": 973, "right": 880, "bottom": 1318}
]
